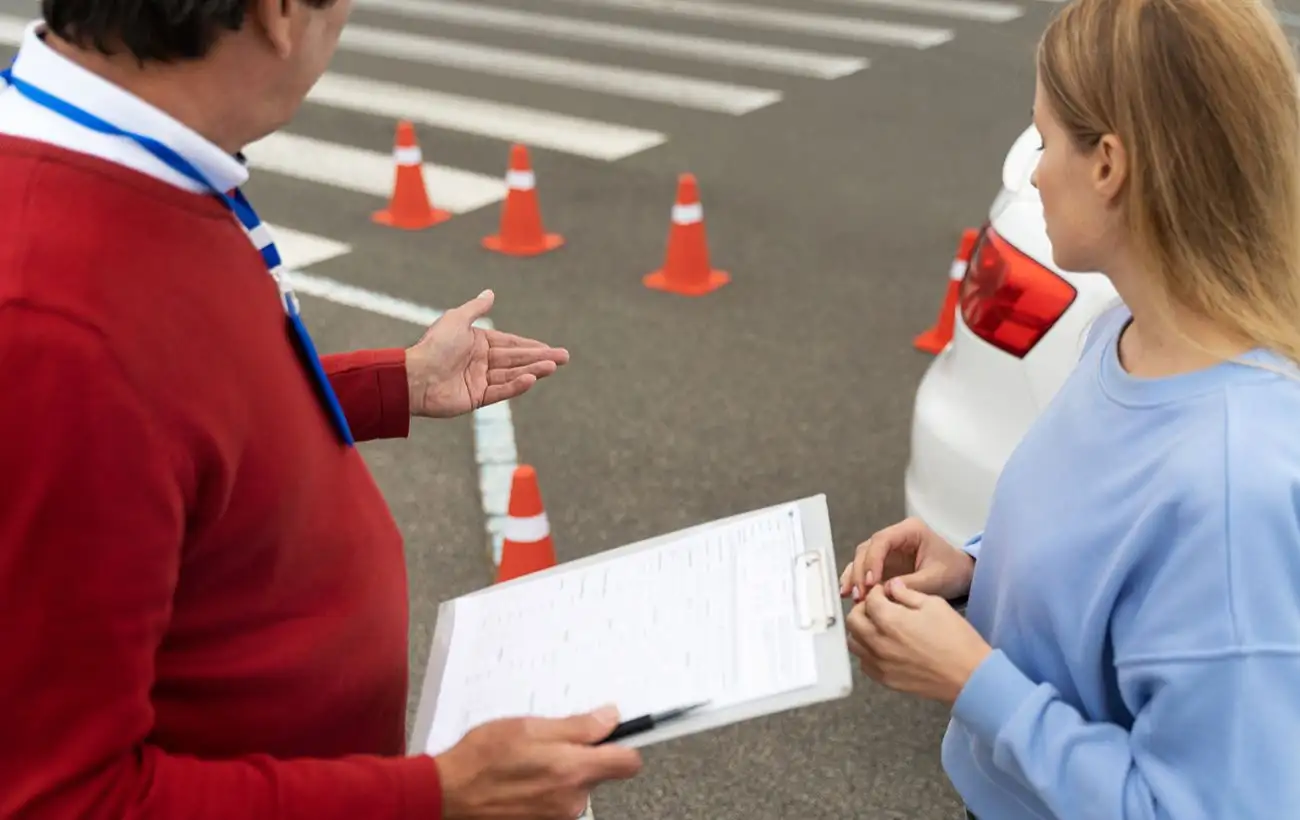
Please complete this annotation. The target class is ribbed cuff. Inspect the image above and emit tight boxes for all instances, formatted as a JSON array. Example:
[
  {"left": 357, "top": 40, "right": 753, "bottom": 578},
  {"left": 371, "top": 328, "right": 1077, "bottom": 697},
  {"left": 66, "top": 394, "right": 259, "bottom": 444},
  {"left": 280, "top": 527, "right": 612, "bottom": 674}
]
[
  {"left": 952, "top": 649, "right": 1037, "bottom": 745},
  {"left": 370, "top": 347, "right": 412, "bottom": 441},
  {"left": 397, "top": 755, "right": 443, "bottom": 820}
]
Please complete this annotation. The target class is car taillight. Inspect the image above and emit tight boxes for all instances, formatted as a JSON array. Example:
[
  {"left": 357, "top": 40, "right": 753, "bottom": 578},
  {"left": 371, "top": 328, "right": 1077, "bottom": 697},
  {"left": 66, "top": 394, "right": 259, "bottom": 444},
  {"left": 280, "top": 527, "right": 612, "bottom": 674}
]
[{"left": 959, "top": 226, "right": 1076, "bottom": 358}]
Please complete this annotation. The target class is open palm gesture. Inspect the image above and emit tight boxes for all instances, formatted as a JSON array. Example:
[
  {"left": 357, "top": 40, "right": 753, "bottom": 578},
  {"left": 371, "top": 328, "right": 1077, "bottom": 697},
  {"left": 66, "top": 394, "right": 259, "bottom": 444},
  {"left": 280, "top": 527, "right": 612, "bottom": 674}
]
[{"left": 405, "top": 289, "right": 570, "bottom": 418}]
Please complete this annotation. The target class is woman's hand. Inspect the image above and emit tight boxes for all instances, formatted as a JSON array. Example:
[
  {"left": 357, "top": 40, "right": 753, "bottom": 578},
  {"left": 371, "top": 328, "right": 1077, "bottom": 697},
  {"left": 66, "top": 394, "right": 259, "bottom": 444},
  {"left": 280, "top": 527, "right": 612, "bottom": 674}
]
[
  {"left": 840, "top": 517, "right": 974, "bottom": 602},
  {"left": 846, "top": 579, "right": 992, "bottom": 705}
]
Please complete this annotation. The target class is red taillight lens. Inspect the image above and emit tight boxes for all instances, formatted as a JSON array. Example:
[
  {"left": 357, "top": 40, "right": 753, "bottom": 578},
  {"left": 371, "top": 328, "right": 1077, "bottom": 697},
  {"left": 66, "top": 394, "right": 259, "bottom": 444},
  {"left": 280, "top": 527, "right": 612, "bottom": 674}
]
[{"left": 959, "top": 226, "right": 1076, "bottom": 358}]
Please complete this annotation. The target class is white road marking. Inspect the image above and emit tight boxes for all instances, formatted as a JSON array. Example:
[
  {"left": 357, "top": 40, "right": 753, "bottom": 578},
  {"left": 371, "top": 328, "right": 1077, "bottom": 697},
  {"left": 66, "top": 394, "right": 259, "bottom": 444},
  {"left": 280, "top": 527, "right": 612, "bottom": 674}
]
[
  {"left": 245, "top": 131, "right": 508, "bottom": 212},
  {"left": 265, "top": 223, "right": 352, "bottom": 270},
  {"left": 307, "top": 72, "right": 666, "bottom": 162},
  {"left": 341, "top": 25, "right": 781, "bottom": 115},
  {"left": 0, "top": 15, "right": 25, "bottom": 43},
  {"left": 350, "top": 0, "right": 868, "bottom": 80},
  {"left": 536, "top": 0, "right": 954, "bottom": 48},
  {"left": 812, "top": 0, "right": 1023, "bottom": 23}
]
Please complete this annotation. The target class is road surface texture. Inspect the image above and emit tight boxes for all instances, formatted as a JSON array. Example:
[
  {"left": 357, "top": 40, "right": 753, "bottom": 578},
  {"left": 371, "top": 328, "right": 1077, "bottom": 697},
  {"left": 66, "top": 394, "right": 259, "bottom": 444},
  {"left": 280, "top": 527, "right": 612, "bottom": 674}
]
[{"left": 0, "top": 0, "right": 1091, "bottom": 817}]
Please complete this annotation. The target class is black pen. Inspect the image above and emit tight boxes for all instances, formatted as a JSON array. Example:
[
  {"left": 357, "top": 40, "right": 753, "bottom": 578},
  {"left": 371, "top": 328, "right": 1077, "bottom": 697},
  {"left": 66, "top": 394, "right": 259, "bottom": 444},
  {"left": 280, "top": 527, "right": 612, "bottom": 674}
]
[{"left": 595, "top": 701, "right": 711, "bottom": 745}]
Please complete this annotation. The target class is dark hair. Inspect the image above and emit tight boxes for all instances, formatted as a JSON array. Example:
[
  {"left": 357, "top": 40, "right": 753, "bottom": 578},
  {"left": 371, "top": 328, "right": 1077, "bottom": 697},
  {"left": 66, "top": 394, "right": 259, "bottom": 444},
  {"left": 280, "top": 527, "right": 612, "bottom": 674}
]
[{"left": 41, "top": 0, "right": 333, "bottom": 63}]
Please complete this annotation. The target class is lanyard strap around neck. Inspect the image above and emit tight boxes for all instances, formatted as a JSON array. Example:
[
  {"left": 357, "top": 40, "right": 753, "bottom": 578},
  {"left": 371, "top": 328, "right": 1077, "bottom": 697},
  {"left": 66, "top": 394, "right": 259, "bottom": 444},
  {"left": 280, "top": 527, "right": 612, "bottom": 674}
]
[
  {"left": 0, "top": 66, "right": 286, "bottom": 278},
  {"left": 0, "top": 62, "right": 356, "bottom": 446}
]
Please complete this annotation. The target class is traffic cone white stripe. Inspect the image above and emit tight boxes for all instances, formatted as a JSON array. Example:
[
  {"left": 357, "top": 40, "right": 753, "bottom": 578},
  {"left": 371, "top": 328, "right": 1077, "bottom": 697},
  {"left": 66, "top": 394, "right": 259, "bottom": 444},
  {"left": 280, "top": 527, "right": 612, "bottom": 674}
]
[
  {"left": 506, "top": 169, "right": 536, "bottom": 190},
  {"left": 394, "top": 145, "right": 422, "bottom": 164},
  {"left": 503, "top": 512, "right": 550, "bottom": 543},
  {"left": 672, "top": 202, "right": 703, "bottom": 224}
]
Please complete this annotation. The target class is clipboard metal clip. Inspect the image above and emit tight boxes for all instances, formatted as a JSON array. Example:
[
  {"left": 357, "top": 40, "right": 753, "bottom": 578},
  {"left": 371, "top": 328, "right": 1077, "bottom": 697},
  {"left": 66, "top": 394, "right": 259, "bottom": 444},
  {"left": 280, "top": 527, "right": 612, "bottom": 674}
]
[{"left": 792, "top": 550, "right": 838, "bottom": 634}]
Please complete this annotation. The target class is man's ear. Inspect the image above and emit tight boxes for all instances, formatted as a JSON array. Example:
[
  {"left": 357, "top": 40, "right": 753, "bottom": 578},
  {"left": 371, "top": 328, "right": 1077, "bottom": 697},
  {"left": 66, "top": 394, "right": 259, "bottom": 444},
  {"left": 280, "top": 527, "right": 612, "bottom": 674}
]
[
  {"left": 1093, "top": 133, "right": 1128, "bottom": 203},
  {"left": 247, "top": 0, "right": 296, "bottom": 59}
]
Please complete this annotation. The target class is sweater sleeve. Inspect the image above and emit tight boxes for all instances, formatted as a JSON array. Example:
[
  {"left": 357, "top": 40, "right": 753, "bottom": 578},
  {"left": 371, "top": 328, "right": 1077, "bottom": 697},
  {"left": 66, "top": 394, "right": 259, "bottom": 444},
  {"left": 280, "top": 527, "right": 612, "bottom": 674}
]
[
  {"left": 951, "top": 455, "right": 1300, "bottom": 820},
  {"left": 321, "top": 348, "right": 411, "bottom": 442},
  {"left": 0, "top": 306, "right": 441, "bottom": 820},
  {"left": 952, "top": 651, "right": 1300, "bottom": 819}
]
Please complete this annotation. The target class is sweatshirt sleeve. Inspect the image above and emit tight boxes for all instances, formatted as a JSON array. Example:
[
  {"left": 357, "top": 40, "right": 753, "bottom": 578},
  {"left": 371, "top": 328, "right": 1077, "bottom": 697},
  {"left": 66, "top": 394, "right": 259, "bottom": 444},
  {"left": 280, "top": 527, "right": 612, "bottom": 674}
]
[
  {"left": 0, "top": 306, "right": 441, "bottom": 820},
  {"left": 950, "top": 453, "right": 1300, "bottom": 820},
  {"left": 952, "top": 649, "right": 1300, "bottom": 819},
  {"left": 321, "top": 348, "right": 411, "bottom": 442}
]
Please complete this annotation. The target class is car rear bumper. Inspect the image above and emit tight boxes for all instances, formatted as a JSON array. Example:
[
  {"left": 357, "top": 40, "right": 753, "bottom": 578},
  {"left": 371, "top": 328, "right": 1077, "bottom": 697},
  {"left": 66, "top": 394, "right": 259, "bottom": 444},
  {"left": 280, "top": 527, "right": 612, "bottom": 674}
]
[{"left": 904, "top": 317, "right": 1042, "bottom": 548}]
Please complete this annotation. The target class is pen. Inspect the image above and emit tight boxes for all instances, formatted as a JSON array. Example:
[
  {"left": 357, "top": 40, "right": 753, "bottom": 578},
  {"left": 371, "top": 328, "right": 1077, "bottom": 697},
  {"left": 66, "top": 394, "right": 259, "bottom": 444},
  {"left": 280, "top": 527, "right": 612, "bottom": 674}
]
[{"left": 595, "top": 701, "right": 711, "bottom": 745}]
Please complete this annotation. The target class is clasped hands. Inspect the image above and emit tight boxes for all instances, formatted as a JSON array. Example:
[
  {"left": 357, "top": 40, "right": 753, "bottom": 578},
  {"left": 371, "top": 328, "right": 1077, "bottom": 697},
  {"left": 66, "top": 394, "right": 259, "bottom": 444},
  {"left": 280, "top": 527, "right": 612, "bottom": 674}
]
[{"left": 839, "top": 518, "right": 992, "bottom": 706}]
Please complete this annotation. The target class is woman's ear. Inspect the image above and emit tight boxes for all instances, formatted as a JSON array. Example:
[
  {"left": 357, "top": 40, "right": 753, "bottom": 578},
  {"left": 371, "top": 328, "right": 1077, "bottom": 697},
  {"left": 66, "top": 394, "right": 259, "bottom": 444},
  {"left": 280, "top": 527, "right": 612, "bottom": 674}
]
[{"left": 1093, "top": 134, "right": 1128, "bottom": 203}]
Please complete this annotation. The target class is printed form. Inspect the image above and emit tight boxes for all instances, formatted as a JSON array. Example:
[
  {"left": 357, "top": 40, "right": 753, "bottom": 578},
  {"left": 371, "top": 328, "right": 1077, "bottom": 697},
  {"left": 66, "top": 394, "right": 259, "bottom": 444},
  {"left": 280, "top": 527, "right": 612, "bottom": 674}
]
[{"left": 425, "top": 503, "right": 820, "bottom": 755}]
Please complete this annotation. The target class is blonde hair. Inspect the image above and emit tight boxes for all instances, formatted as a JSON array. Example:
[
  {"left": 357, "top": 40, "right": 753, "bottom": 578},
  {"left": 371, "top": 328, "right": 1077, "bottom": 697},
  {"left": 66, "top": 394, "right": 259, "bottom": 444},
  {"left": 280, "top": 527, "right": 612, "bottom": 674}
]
[{"left": 1038, "top": 0, "right": 1300, "bottom": 367}]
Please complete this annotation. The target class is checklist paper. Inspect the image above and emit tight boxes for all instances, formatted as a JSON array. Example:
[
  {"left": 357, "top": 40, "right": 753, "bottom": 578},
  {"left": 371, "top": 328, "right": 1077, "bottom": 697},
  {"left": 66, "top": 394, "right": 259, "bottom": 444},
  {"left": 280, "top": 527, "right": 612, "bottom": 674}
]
[{"left": 424, "top": 502, "right": 820, "bottom": 755}]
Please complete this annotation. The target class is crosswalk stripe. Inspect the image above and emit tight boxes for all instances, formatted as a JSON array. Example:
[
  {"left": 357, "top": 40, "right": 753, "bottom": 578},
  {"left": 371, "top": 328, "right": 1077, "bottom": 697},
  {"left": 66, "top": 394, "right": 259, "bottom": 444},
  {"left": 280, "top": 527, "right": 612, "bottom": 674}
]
[
  {"left": 307, "top": 73, "right": 666, "bottom": 162},
  {"left": 340, "top": 24, "right": 781, "bottom": 115},
  {"left": 265, "top": 224, "right": 352, "bottom": 270},
  {"left": 244, "top": 132, "right": 508, "bottom": 212},
  {"left": 350, "top": 0, "right": 868, "bottom": 80},
  {"left": 813, "top": 0, "right": 1023, "bottom": 23},
  {"left": 0, "top": 15, "right": 23, "bottom": 43},
  {"left": 537, "top": 0, "right": 954, "bottom": 48}
]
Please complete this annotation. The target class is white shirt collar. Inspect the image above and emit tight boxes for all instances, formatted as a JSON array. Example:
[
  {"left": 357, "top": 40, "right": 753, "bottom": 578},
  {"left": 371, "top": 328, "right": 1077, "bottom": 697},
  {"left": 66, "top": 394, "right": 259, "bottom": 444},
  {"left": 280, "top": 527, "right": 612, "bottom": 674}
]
[{"left": 0, "top": 19, "right": 248, "bottom": 193}]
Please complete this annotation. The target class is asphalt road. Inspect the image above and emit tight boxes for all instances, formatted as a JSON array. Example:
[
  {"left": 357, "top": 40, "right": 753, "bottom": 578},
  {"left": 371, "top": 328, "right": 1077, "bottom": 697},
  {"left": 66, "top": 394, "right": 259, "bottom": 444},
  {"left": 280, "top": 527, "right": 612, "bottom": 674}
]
[{"left": 1, "top": 1, "right": 1064, "bottom": 817}]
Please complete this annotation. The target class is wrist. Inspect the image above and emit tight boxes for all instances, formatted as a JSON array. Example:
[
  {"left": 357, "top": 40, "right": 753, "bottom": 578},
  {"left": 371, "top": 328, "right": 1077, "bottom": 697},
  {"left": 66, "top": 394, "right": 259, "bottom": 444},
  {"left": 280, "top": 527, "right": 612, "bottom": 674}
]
[
  {"left": 404, "top": 348, "right": 422, "bottom": 416},
  {"left": 944, "top": 640, "right": 992, "bottom": 705}
]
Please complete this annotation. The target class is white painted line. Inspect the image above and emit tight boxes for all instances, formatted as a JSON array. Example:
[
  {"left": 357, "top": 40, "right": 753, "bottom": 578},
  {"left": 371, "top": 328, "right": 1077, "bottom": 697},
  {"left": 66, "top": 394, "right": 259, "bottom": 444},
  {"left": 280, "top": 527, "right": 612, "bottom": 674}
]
[
  {"left": 244, "top": 131, "right": 507, "bottom": 212},
  {"left": 474, "top": 401, "right": 518, "bottom": 565},
  {"left": 0, "top": 15, "right": 26, "bottom": 43},
  {"left": 265, "top": 223, "right": 352, "bottom": 270},
  {"left": 340, "top": 25, "right": 781, "bottom": 115},
  {"left": 812, "top": 0, "right": 1022, "bottom": 23},
  {"left": 308, "top": 72, "right": 666, "bottom": 162},
  {"left": 538, "top": 0, "right": 954, "bottom": 48},
  {"left": 350, "top": 0, "right": 867, "bottom": 80},
  {"left": 283, "top": 270, "right": 457, "bottom": 328}
]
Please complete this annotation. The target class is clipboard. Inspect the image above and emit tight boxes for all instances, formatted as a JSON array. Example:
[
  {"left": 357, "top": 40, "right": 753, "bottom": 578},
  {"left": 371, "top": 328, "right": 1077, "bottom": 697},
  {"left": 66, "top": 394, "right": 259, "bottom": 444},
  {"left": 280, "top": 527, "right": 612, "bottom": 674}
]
[{"left": 409, "top": 494, "right": 853, "bottom": 755}]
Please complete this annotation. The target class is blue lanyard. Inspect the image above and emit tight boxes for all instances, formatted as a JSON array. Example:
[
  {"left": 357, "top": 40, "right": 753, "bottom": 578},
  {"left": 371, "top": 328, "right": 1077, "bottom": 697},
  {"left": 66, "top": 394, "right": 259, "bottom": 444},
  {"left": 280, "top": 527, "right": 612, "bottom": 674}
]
[{"left": 0, "top": 65, "right": 356, "bottom": 447}]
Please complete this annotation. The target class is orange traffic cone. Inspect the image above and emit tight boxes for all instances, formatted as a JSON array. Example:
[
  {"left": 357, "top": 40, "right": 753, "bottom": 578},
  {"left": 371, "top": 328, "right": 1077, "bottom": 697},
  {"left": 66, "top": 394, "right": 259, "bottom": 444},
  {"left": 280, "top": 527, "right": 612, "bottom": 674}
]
[
  {"left": 643, "top": 173, "right": 730, "bottom": 296},
  {"left": 372, "top": 121, "right": 451, "bottom": 230},
  {"left": 496, "top": 465, "right": 558, "bottom": 583},
  {"left": 914, "top": 228, "right": 979, "bottom": 354},
  {"left": 482, "top": 145, "right": 564, "bottom": 257}
]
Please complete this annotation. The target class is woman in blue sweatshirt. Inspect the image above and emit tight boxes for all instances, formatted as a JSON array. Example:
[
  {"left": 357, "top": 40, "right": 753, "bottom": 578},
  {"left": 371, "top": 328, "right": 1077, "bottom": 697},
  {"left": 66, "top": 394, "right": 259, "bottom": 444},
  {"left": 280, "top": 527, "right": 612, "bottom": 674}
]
[{"left": 840, "top": 1, "right": 1300, "bottom": 818}]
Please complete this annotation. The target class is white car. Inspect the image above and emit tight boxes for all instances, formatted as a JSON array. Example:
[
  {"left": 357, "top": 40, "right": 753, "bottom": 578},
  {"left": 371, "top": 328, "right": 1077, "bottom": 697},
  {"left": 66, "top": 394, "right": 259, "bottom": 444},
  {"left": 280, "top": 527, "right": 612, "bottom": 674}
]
[{"left": 903, "top": 125, "right": 1119, "bottom": 549}]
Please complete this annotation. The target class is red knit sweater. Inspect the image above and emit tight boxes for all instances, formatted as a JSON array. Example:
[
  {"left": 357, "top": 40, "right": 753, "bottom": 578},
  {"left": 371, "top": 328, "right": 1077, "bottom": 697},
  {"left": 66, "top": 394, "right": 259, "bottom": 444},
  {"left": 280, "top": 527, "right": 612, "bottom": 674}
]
[{"left": 0, "top": 136, "right": 443, "bottom": 819}]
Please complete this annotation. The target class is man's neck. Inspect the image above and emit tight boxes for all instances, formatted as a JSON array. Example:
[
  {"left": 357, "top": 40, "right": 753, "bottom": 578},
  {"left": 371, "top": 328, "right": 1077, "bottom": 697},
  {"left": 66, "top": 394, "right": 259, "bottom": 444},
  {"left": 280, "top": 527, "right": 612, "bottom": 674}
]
[{"left": 43, "top": 32, "right": 249, "bottom": 154}]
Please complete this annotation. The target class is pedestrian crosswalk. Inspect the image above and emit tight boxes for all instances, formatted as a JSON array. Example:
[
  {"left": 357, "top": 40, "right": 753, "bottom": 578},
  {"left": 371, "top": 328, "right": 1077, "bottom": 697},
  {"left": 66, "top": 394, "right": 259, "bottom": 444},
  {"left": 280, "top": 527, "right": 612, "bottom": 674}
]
[{"left": 0, "top": 0, "right": 1042, "bottom": 270}]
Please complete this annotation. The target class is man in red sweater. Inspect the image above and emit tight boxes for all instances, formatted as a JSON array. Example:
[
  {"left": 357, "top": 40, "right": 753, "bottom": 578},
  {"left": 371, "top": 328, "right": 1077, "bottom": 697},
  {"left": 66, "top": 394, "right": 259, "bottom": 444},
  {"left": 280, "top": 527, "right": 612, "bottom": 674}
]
[{"left": 0, "top": 2, "right": 643, "bottom": 818}]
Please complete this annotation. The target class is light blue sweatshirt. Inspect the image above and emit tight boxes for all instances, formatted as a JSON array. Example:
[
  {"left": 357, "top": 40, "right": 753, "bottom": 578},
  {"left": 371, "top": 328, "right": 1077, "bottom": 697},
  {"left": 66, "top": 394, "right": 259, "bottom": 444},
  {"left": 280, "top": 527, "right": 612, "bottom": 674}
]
[{"left": 942, "top": 304, "right": 1300, "bottom": 820}]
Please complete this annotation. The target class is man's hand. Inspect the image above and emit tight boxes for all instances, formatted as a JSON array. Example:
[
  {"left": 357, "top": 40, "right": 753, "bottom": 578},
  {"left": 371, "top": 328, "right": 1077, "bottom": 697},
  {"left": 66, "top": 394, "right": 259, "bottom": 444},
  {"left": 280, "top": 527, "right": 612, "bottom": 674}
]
[
  {"left": 435, "top": 705, "right": 643, "bottom": 820},
  {"left": 406, "top": 289, "right": 570, "bottom": 419}
]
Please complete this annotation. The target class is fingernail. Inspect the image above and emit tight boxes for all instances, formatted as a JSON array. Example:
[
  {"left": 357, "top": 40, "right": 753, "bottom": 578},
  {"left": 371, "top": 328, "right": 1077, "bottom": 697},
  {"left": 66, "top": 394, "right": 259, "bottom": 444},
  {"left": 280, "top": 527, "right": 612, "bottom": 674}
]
[
  {"left": 593, "top": 704, "right": 619, "bottom": 726},
  {"left": 865, "top": 571, "right": 874, "bottom": 586},
  {"left": 852, "top": 585, "right": 861, "bottom": 601},
  {"left": 479, "top": 289, "right": 493, "bottom": 298}
]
